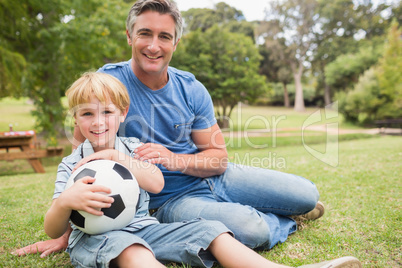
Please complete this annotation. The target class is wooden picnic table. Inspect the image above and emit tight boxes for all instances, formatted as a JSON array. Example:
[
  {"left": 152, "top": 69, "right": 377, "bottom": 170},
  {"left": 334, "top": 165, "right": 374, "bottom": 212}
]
[{"left": 0, "top": 131, "right": 63, "bottom": 173}]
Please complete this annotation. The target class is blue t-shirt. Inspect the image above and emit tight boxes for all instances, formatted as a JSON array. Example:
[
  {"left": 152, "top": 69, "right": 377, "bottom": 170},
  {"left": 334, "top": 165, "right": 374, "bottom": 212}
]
[{"left": 98, "top": 60, "right": 217, "bottom": 208}]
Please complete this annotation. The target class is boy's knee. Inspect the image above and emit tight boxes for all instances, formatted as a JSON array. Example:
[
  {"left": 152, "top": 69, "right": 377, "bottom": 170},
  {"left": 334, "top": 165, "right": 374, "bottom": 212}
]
[
  {"left": 113, "top": 244, "right": 157, "bottom": 268},
  {"left": 237, "top": 219, "right": 271, "bottom": 249},
  {"left": 227, "top": 208, "right": 271, "bottom": 249}
]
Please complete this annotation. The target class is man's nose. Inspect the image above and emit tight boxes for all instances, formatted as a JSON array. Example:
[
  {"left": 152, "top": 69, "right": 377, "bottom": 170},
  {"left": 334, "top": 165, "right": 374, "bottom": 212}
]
[{"left": 147, "top": 36, "right": 160, "bottom": 52}]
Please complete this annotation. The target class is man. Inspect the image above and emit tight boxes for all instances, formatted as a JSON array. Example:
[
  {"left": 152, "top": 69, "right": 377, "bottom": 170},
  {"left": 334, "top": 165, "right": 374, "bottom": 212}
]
[{"left": 15, "top": 0, "right": 324, "bottom": 258}]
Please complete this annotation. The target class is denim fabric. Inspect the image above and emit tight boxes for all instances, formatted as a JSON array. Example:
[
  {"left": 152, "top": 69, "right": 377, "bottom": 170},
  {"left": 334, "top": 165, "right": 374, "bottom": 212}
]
[
  {"left": 154, "top": 163, "right": 319, "bottom": 249},
  {"left": 67, "top": 219, "right": 231, "bottom": 268}
]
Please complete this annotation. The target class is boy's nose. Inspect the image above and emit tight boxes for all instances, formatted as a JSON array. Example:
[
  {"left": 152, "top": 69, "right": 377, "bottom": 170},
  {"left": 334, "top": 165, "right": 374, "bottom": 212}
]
[{"left": 92, "top": 117, "right": 105, "bottom": 126}]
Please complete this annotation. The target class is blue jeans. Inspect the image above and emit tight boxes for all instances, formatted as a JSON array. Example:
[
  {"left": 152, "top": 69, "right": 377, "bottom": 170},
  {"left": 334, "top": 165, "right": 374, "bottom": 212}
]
[{"left": 154, "top": 163, "right": 319, "bottom": 249}]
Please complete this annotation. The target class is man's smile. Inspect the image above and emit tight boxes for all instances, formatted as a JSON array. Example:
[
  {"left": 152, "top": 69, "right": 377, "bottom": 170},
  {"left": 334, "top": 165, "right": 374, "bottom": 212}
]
[{"left": 144, "top": 54, "right": 162, "bottom": 60}]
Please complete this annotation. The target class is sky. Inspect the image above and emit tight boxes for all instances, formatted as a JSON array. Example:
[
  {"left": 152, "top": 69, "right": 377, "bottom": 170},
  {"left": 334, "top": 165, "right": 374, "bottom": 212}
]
[{"left": 174, "top": 0, "right": 272, "bottom": 21}]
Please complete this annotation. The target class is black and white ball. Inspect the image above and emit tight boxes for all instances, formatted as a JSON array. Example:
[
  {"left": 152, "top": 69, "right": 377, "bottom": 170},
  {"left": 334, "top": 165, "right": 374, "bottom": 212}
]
[{"left": 65, "top": 160, "right": 140, "bottom": 235}]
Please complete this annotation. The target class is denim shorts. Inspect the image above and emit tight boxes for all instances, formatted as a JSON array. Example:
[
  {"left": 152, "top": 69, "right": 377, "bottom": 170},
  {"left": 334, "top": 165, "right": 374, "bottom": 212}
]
[{"left": 66, "top": 218, "right": 231, "bottom": 268}]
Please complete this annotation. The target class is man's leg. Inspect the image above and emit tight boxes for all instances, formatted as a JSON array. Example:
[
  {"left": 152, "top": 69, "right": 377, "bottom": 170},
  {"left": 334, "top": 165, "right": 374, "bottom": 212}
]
[
  {"left": 154, "top": 183, "right": 296, "bottom": 249},
  {"left": 208, "top": 163, "right": 320, "bottom": 216}
]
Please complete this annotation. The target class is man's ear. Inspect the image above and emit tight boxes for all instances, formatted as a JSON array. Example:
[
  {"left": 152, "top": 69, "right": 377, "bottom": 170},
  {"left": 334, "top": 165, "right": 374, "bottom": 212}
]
[
  {"left": 126, "top": 30, "right": 132, "bottom": 46},
  {"left": 173, "top": 38, "right": 180, "bottom": 52}
]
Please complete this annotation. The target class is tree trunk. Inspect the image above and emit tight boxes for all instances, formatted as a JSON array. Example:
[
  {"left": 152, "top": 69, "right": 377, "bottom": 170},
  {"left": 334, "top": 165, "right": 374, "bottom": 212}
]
[
  {"left": 324, "top": 82, "right": 331, "bottom": 106},
  {"left": 283, "top": 82, "right": 290, "bottom": 108},
  {"left": 292, "top": 62, "right": 305, "bottom": 112}
]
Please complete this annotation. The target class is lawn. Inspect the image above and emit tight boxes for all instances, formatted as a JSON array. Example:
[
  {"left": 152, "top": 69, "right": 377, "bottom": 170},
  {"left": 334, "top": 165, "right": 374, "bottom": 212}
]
[
  {"left": 1, "top": 135, "right": 400, "bottom": 267},
  {"left": 0, "top": 99, "right": 400, "bottom": 267}
]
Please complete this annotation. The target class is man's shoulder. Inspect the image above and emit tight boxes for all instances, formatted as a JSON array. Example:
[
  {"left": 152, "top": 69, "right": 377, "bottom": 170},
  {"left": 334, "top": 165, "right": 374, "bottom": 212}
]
[
  {"left": 168, "top": 66, "right": 196, "bottom": 81},
  {"left": 99, "top": 61, "right": 130, "bottom": 72}
]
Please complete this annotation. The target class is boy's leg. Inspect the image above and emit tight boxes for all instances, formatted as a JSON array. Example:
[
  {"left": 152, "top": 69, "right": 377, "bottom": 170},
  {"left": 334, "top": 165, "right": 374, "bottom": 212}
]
[
  {"left": 136, "top": 219, "right": 231, "bottom": 268},
  {"left": 67, "top": 231, "right": 156, "bottom": 268},
  {"left": 208, "top": 233, "right": 288, "bottom": 268},
  {"left": 110, "top": 244, "right": 164, "bottom": 268}
]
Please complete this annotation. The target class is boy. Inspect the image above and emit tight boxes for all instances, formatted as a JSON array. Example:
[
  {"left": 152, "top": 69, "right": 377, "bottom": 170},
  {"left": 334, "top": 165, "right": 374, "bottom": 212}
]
[{"left": 43, "top": 72, "right": 362, "bottom": 268}]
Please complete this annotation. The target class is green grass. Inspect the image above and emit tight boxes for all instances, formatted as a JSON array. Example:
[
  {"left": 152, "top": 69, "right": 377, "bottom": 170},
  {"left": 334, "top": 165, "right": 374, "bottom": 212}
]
[
  {"left": 226, "top": 105, "right": 364, "bottom": 131},
  {"left": 0, "top": 98, "right": 36, "bottom": 132},
  {"left": 1, "top": 136, "right": 400, "bottom": 267},
  {"left": 227, "top": 136, "right": 401, "bottom": 267},
  {"left": 0, "top": 98, "right": 400, "bottom": 267}
]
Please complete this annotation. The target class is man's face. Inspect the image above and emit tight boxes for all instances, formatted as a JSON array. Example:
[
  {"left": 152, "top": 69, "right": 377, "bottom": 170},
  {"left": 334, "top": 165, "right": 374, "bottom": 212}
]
[{"left": 127, "top": 10, "right": 179, "bottom": 78}]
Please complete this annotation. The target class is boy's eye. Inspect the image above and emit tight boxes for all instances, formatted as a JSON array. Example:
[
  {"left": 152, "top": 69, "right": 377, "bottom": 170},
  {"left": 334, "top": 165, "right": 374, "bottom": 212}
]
[{"left": 82, "top": 112, "right": 92, "bottom": 116}]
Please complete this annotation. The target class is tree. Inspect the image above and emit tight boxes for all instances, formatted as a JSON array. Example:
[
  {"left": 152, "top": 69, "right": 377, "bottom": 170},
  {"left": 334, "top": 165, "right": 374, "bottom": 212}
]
[
  {"left": 376, "top": 19, "right": 402, "bottom": 119},
  {"left": 312, "top": 0, "right": 394, "bottom": 105},
  {"left": 312, "top": 0, "right": 359, "bottom": 106},
  {"left": 337, "top": 20, "right": 402, "bottom": 123},
  {"left": 259, "top": 44, "right": 293, "bottom": 107},
  {"left": 325, "top": 43, "right": 383, "bottom": 91},
  {"left": 259, "top": 0, "right": 319, "bottom": 112},
  {"left": 171, "top": 26, "right": 268, "bottom": 128},
  {"left": 182, "top": 2, "right": 255, "bottom": 41},
  {"left": 0, "top": 0, "right": 130, "bottom": 143}
]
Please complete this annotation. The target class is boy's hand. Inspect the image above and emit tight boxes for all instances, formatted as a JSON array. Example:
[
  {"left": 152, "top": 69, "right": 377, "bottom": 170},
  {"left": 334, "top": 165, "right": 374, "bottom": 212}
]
[{"left": 60, "top": 176, "right": 114, "bottom": 216}]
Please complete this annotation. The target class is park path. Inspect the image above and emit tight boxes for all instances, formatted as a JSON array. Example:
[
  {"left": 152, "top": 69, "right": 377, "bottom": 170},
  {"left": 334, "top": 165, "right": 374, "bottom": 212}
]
[{"left": 221, "top": 125, "right": 400, "bottom": 138}]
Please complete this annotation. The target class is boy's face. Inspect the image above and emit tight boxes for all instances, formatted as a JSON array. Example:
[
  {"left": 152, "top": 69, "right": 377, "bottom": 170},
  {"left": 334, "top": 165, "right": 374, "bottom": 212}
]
[
  {"left": 75, "top": 95, "right": 127, "bottom": 152},
  {"left": 127, "top": 10, "right": 179, "bottom": 77}
]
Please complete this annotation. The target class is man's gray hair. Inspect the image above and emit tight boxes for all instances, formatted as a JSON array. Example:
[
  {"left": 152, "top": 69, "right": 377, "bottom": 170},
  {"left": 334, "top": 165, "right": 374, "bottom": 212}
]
[{"left": 126, "top": 0, "right": 183, "bottom": 44}]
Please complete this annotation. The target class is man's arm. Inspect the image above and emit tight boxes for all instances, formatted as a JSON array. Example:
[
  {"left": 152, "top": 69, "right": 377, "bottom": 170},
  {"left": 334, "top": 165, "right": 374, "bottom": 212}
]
[{"left": 134, "top": 123, "right": 228, "bottom": 178}]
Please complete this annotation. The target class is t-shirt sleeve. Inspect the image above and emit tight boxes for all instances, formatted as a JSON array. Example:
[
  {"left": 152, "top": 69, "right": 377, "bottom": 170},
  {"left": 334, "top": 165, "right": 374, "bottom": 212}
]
[
  {"left": 120, "top": 137, "right": 143, "bottom": 157},
  {"left": 53, "top": 160, "right": 73, "bottom": 199},
  {"left": 191, "top": 80, "right": 217, "bottom": 130}
]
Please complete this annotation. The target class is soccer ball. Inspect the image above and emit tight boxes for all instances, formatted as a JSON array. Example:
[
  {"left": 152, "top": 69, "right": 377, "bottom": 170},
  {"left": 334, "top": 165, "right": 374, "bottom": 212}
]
[{"left": 65, "top": 160, "right": 140, "bottom": 235}]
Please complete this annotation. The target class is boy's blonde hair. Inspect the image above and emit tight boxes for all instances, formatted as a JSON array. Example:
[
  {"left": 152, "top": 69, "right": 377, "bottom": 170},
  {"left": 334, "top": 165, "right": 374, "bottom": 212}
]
[{"left": 66, "top": 72, "right": 130, "bottom": 115}]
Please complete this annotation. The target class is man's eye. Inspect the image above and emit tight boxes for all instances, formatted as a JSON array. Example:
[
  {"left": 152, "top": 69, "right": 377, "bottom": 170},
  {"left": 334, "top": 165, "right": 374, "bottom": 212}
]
[
  {"left": 139, "top": 32, "right": 151, "bottom": 36},
  {"left": 160, "top": 35, "right": 172, "bottom": 40}
]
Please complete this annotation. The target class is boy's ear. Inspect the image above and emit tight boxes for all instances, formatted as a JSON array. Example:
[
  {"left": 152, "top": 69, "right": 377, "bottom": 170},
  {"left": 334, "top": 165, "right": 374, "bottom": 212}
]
[{"left": 120, "top": 107, "right": 129, "bottom": 122}]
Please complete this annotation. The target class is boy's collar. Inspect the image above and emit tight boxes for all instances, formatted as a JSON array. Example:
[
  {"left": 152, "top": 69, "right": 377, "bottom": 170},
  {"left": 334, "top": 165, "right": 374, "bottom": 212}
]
[{"left": 81, "top": 136, "right": 129, "bottom": 158}]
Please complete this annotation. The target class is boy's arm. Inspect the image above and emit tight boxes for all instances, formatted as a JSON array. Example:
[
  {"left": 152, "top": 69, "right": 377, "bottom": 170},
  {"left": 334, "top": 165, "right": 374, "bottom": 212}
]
[
  {"left": 73, "top": 149, "right": 164, "bottom": 194},
  {"left": 44, "top": 176, "right": 114, "bottom": 239}
]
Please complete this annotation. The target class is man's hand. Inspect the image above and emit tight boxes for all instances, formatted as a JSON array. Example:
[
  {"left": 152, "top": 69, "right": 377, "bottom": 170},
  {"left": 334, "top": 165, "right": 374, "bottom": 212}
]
[
  {"left": 133, "top": 143, "right": 178, "bottom": 171},
  {"left": 12, "top": 237, "right": 68, "bottom": 258}
]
